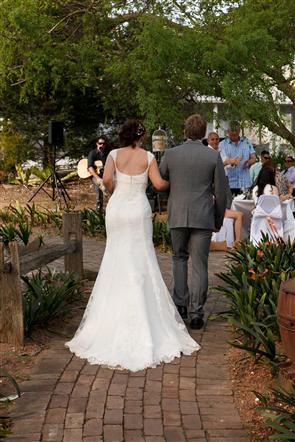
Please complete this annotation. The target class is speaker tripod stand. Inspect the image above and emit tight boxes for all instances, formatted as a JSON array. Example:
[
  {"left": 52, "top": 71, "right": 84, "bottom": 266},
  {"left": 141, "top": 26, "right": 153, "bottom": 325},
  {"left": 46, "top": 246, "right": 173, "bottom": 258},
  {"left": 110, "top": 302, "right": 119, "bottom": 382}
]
[{"left": 28, "top": 145, "right": 71, "bottom": 208}]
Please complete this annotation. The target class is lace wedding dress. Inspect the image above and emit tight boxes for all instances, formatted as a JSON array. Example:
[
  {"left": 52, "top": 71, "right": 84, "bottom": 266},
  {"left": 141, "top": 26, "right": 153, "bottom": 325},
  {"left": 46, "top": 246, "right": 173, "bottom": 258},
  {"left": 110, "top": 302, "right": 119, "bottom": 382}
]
[{"left": 66, "top": 150, "right": 199, "bottom": 371}]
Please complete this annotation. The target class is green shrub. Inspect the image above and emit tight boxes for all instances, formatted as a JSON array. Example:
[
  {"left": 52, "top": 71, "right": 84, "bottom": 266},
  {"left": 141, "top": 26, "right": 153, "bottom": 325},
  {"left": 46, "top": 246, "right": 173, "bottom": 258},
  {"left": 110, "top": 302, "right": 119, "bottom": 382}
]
[
  {"left": 215, "top": 237, "right": 295, "bottom": 366},
  {"left": 22, "top": 268, "right": 82, "bottom": 335},
  {"left": 255, "top": 385, "right": 295, "bottom": 440}
]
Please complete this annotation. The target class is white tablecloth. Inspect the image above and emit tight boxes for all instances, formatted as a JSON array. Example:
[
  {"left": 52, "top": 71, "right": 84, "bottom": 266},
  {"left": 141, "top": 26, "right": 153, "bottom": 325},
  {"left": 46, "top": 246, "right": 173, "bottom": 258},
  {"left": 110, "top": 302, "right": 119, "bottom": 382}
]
[{"left": 231, "top": 197, "right": 295, "bottom": 241}]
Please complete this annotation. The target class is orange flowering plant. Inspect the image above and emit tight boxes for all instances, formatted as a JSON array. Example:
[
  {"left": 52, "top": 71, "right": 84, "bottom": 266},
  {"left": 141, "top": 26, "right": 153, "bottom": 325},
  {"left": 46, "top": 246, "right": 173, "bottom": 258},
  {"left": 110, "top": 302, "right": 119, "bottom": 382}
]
[{"left": 215, "top": 235, "right": 295, "bottom": 367}]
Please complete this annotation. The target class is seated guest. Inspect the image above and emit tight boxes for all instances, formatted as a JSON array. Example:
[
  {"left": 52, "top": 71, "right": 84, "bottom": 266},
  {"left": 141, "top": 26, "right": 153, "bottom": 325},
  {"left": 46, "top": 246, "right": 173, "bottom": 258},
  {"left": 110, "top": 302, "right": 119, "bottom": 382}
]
[
  {"left": 249, "top": 150, "right": 270, "bottom": 184},
  {"left": 282, "top": 156, "right": 295, "bottom": 197},
  {"left": 275, "top": 164, "right": 293, "bottom": 201},
  {"left": 252, "top": 162, "right": 279, "bottom": 204}
]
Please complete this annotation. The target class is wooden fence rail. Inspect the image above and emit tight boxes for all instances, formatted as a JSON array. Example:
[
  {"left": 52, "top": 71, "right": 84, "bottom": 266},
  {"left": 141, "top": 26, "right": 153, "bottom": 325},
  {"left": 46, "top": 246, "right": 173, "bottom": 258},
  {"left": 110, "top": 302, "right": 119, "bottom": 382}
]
[{"left": 0, "top": 212, "right": 83, "bottom": 346}]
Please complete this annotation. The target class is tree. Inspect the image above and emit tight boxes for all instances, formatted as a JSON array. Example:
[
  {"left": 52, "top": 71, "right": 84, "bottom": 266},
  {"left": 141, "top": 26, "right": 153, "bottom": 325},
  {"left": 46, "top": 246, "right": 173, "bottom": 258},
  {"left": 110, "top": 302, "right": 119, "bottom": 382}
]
[
  {"left": 1, "top": 0, "right": 295, "bottom": 153},
  {"left": 199, "top": 0, "right": 295, "bottom": 147},
  {"left": 0, "top": 0, "right": 157, "bottom": 158}
]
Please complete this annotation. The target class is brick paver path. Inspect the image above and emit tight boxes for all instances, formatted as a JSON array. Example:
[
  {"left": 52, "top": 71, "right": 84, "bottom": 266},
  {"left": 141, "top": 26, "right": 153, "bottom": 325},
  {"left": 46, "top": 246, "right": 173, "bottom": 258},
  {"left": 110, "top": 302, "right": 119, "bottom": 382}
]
[{"left": 7, "top": 239, "right": 249, "bottom": 441}]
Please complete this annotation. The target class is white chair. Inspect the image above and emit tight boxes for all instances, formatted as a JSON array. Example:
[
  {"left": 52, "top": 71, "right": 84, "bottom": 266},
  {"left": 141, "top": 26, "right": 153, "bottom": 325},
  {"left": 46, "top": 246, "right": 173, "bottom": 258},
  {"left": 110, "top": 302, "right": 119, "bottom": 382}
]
[
  {"left": 211, "top": 217, "right": 235, "bottom": 248},
  {"left": 250, "top": 195, "right": 283, "bottom": 245}
]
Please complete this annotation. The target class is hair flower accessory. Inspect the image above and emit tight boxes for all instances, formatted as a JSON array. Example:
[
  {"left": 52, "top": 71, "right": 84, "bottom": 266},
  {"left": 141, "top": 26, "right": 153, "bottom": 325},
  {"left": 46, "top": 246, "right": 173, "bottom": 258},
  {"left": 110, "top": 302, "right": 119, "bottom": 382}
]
[{"left": 137, "top": 123, "right": 146, "bottom": 137}]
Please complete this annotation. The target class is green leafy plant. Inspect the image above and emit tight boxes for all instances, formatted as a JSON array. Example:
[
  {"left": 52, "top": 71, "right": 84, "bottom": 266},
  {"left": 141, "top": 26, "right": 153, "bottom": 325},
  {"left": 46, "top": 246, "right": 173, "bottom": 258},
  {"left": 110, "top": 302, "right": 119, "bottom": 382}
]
[
  {"left": 9, "top": 164, "right": 33, "bottom": 187},
  {"left": 41, "top": 207, "right": 63, "bottom": 229},
  {"left": 0, "top": 369, "right": 20, "bottom": 439},
  {"left": 152, "top": 218, "right": 172, "bottom": 251},
  {"left": 0, "top": 369, "right": 21, "bottom": 402},
  {"left": 215, "top": 237, "right": 295, "bottom": 366},
  {"left": 255, "top": 385, "right": 295, "bottom": 440},
  {"left": 0, "top": 224, "right": 17, "bottom": 245},
  {"left": 30, "top": 165, "right": 52, "bottom": 183},
  {"left": 81, "top": 209, "right": 106, "bottom": 236},
  {"left": 8, "top": 204, "right": 27, "bottom": 224},
  {"left": 15, "top": 223, "right": 32, "bottom": 246},
  {"left": 22, "top": 268, "right": 82, "bottom": 335}
]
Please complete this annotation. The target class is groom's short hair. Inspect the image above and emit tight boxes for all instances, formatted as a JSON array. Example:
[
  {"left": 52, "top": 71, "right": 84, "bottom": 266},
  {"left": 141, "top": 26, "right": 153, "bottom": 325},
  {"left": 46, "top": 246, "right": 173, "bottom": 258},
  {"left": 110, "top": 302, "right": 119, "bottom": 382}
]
[{"left": 184, "top": 114, "right": 207, "bottom": 140}]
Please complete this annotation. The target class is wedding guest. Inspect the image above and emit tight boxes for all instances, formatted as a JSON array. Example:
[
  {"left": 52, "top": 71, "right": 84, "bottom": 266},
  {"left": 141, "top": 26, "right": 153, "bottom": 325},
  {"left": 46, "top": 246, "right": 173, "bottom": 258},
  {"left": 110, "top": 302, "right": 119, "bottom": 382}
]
[
  {"left": 275, "top": 164, "right": 293, "bottom": 201},
  {"left": 87, "top": 136, "right": 110, "bottom": 212},
  {"left": 282, "top": 156, "right": 295, "bottom": 196},
  {"left": 219, "top": 121, "right": 256, "bottom": 196},
  {"left": 250, "top": 150, "right": 270, "bottom": 184},
  {"left": 252, "top": 162, "right": 279, "bottom": 204}
]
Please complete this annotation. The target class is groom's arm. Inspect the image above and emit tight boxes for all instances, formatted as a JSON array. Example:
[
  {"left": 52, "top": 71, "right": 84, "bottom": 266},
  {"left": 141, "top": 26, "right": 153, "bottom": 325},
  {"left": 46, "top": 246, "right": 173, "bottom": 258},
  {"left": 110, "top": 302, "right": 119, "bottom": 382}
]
[
  {"left": 159, "top": 152, "right": 169, "bottom": 180},
  {"left": 213, "top": 155, "right": 227, "bottom": 230},
  {"left": 158, "top": 152, "right": 170, "bottom": 197}
]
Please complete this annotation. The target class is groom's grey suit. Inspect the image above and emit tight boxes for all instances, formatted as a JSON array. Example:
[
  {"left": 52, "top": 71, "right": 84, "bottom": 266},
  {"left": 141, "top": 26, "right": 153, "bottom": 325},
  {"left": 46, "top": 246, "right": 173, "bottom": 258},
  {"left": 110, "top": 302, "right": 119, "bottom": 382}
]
[{"left": 159, "top": 140, "right": 227, "bottom": 320}]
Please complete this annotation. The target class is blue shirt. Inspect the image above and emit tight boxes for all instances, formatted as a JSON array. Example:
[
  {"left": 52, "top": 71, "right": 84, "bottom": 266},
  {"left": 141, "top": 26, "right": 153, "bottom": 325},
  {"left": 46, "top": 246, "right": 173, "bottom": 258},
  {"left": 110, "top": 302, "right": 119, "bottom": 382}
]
[
  {"left": 250, "top": 161, "right": 262, "bottom": 183},
  {"left": 219, "top": 137, "right": 255, "bottom": 189}
]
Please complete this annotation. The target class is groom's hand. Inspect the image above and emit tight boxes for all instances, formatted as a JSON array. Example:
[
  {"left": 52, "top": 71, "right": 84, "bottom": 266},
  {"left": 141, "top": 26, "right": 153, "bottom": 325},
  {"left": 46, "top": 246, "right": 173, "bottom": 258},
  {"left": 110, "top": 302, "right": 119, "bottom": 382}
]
[{"left": 213, "top": 227, "right": 221, "bottom": 233}]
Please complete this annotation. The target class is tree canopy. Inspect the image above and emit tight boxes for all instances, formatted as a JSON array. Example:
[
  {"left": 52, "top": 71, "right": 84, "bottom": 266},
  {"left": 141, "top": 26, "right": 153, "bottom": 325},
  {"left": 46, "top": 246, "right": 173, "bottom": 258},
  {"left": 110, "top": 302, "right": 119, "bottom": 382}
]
[{"left": 0, "top": 0, "right": 294, "bottom": 156}]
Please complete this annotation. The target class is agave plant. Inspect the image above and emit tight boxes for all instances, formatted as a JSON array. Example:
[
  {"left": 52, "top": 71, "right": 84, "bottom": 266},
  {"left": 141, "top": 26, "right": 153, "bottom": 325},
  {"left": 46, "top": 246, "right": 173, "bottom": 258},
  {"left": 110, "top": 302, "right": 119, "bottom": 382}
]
[
  {"left": 0, "top": 224, "right": 17, "bottom": 245},
  {"left": 22, "top": 268, "right": 82, "bottom": 335},
  {"left": 30, "top": 165, "right": 53, "bottom": 183},
  {"left": 15, "top": 223, "right": 32, "bottom": 245},
  {"left": 9, "top": 164, "right": 33, "bottom": 187}
]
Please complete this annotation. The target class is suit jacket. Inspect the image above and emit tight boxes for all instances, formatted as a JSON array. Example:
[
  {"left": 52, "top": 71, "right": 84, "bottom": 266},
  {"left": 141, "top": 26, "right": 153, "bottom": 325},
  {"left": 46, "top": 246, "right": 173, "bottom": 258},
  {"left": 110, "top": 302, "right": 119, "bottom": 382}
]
[{"left": 159, "top": 140, "right": 227, "bottom": 230}]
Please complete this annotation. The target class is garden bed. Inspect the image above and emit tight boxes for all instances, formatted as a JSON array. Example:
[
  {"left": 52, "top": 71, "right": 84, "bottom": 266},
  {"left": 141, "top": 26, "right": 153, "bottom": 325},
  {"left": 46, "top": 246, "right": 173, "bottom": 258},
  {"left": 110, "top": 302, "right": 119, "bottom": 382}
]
[{"left": 228, "top": 347, "right": 274, "bottom": 441}]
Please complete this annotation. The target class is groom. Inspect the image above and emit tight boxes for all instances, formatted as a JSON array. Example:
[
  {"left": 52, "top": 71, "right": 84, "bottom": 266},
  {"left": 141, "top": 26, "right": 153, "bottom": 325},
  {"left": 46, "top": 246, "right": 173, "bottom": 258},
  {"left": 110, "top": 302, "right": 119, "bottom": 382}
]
[{"left": 159, "top": 114, "right": 227, "bottom": 329}]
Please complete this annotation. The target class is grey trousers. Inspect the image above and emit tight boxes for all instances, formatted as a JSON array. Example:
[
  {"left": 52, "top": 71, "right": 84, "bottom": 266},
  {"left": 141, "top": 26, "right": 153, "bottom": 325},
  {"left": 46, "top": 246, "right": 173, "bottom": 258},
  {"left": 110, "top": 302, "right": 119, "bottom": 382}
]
[{"left": 170, "top": 227, "right": 212, "bottom": 320}]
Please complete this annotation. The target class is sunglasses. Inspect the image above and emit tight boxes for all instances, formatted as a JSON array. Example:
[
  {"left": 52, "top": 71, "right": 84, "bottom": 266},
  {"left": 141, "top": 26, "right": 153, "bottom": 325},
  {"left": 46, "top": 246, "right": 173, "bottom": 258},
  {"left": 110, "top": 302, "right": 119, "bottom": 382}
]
[
  {"left": 97, "top": 141, "right": 105, "bottom": 145},
  {"left": 286, "top": 159, "right": 294, "bottom": 163},
  {"left": 263, "top": 156, "right": 270, "bottom": 160}
]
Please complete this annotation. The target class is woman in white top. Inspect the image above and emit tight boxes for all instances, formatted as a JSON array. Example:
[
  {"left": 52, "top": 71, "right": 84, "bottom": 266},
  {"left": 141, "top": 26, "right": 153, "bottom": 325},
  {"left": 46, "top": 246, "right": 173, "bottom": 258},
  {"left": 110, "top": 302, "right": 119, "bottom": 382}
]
[{"left": 252, "top": 162, "right": 279, "bottom": 204}]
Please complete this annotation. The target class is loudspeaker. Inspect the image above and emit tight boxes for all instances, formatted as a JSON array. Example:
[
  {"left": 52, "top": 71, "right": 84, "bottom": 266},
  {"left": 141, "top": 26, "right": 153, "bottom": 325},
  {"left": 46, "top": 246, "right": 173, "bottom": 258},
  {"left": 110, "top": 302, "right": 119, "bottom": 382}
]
[{"left": 48, "top": 120, "right": 64, "bottom": 145}]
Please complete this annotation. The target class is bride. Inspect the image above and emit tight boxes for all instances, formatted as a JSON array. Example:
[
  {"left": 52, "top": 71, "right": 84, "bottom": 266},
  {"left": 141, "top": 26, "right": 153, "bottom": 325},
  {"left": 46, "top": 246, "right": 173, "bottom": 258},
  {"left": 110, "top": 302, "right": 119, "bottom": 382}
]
[{"left": 66, "top": 120, "right": 200, "bottom": 371}]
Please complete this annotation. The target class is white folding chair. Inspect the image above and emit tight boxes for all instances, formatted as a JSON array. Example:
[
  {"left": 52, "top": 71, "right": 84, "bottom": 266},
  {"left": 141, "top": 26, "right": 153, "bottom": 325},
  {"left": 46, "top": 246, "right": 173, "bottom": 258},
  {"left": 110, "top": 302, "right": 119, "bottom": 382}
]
[
  {"left": 211, "top": 217, "right": 235, "bottom": 247},
  {"left": 250, "top": 195, "right": 283, "bottom": 245}
]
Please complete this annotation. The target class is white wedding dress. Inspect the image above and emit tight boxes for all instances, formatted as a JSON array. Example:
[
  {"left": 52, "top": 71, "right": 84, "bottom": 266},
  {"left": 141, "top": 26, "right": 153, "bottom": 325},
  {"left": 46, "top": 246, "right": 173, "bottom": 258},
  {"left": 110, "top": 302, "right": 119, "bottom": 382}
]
[{"left": 66, "top": 149, "right": 199, "bottom": 371}]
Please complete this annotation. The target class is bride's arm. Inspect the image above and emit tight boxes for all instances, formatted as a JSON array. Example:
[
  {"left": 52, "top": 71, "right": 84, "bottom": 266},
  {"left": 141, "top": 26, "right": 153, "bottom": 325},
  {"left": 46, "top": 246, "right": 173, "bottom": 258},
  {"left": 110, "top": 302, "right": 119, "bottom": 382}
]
[
  {"left": 148, "top": 159, "right": 169, "bottom": 191},
  {"left": 103, "top": 155, "right": 115, "bottom": 193}
]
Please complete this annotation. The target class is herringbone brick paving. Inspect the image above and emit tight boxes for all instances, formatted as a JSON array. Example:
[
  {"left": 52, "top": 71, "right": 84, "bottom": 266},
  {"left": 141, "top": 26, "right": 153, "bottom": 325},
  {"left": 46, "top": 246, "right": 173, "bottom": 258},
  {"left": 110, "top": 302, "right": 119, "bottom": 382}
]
[{"left": 7, "top": 238, "right": 250, "bottom": 441}]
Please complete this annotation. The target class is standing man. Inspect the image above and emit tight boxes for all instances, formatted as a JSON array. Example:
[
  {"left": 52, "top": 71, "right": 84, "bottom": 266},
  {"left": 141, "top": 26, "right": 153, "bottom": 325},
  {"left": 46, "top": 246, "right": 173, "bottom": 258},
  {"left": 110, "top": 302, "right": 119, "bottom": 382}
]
[
  {"left": 282, "top": 155, "right": 295, "bottom": 196},
  {"left": 160, "top": 115, "right": 227, "bottom": 330},
  {"left": 219, "top": 121, "right": 256, "bottom": 196},
  {"left": 88, "top": 136, "right": 109, "bottom": 212},
  {"left": 250, "top": 150, "right": 270, "bottom": 184}
]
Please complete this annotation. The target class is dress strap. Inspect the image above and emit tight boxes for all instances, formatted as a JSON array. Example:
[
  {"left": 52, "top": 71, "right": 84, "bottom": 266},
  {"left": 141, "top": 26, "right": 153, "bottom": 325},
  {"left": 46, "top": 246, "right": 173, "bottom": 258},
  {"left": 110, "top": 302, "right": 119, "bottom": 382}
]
[
  {"left": 110, "top": 149, "right": 118, "bottom": 167},
  {"left": 147, "top": 151, "right": 155, "bottom": 167}
]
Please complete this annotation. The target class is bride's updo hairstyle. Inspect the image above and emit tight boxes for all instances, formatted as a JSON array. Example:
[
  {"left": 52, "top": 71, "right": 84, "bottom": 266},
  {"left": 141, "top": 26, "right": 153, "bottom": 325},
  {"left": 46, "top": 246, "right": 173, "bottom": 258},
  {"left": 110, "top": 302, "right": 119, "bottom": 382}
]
[{"left": 118, "top": 119, "right": 146, "bottom": 148}]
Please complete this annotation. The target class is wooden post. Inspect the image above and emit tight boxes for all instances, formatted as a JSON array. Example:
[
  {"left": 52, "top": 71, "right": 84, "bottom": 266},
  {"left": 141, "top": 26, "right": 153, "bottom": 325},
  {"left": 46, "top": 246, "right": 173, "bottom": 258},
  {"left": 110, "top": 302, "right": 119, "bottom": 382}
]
[
  {"left": 63, "top": 212, "right": 83, "bottom": 278},
  {"left": 0, "top": 243, "right": 24, "bottom": 346}
]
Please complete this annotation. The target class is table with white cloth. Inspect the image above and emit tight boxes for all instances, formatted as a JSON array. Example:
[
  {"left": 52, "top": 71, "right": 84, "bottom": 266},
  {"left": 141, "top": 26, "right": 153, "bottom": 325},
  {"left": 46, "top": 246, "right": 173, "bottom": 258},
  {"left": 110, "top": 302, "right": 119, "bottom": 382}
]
[{"left": 231, "top": 197, "right": 295, "bottom": 241}]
